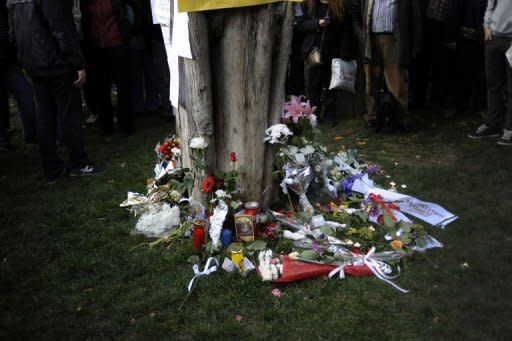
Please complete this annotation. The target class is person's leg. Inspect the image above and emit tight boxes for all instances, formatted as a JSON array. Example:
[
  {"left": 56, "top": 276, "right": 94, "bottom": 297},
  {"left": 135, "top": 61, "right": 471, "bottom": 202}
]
[
  {"left": 131, "top": 47, "right": 145, "bottom": 115},
  {"left": 308, "top": 64, "right": 324, "bottom": 115},
  {"left": 109, "top": 46, "right": 134, "bottom": 134},
  {"left": 0, "top": 69, "right": 10, "bottom": 149},
  {"left": 143, "top": 47, "right": 160, "bottom": 113},
  {"left": 5, "top": 64, "right": 37, "bottom": 141},
  {"left": 364, "top": 35, "right": 384, "bottom": 124},
  {"left": 378, "top": 35, "right": 409, "bottom": 123},
  {"left": 484, "top": 37, "right": 507, "bottom": 130},
  {"left": 504, "top": 49, "right": 512, "bottom": 131},
  {"left": 32, "top": 77, "right": 63, "bottom": 179},
  {"left": 53, "top": 72, "right": 88, "bottom": 169},
  {"left": 90, "top": 46, "right": 114, "bottom": 134},
  {"left": 151, "top": 31, "right": 172, "bottom": 117}
]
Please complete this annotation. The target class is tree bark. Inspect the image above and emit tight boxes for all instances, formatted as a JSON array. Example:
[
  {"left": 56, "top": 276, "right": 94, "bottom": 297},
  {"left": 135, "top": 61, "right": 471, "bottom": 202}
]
[{"left": 178, "top": 3, "right": 294, "bottom": 207}]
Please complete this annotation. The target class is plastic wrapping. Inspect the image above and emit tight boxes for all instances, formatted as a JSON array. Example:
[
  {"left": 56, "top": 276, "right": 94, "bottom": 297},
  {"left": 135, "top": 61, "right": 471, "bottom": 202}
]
[{"left": 280, "top": 163, "right": 314, "bottom": 213}]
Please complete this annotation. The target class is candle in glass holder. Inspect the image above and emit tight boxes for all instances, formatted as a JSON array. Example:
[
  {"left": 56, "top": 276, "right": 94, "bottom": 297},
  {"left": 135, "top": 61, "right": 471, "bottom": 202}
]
[
  {"left": 193, "top": 222, "right": 205, "bottom": 250},
  {"left": 244, "top": 201, "right": 260, "bottom": 216}
]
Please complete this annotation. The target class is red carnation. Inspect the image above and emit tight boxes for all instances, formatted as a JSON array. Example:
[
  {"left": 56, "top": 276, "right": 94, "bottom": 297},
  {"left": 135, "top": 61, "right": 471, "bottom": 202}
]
[
  {"left": 201, "top": 175, "right": 216, "bottom": 193},
  {"left": 230, "top": 152, "right": 237, "bottom": 162},
  {"left": 216, "top": 179, "right": 224, "bottom": 189}
]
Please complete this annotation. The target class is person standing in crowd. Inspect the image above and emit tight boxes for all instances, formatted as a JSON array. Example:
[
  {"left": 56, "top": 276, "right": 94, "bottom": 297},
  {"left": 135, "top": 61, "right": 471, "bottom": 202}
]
[
  {"left": 352, "top": 0, "right": 423, "bottom": 130},
  {"left": 130, "top": 0, "right": 159, "bottom": 118},
  {"left": 453, "top": 0, "right": 487, "bottom": 117},
  {"left": 80, "top": 0, "right": 144, "bottom": 136},
  {"left": 286, "top": 3, "right": 306, "bottom": 97},
  {"left": 423, "top": 0, "right": 456, "bottom": 115},
  {"left": 7, "top": 0, "right": 100, "bottom": 182},
  {"left": 468, "top": 0, "right": 512, "bottom": 146},
  {"left": 295, "top": 0, "right": 354, "bottom": 127},
  {"left": 0, "top": 0, "right": 36, "bottom": 151}
]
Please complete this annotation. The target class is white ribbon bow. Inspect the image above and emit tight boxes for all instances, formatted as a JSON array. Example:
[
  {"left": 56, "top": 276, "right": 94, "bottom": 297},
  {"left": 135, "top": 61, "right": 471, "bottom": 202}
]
[
  {"left": 187, "top": 257, "right": 219, "bottom": 293},
  {"left": 328, "top": 247, "right": 409, "bottom": 293}
]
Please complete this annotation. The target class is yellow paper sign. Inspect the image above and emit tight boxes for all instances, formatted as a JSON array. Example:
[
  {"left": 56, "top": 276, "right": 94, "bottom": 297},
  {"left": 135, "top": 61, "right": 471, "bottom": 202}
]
[{"left": 178, "top": 0, "right": 302, "bottom": 13}]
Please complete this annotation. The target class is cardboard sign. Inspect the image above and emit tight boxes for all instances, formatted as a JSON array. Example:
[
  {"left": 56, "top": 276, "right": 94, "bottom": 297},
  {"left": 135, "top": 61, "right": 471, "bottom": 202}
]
[{"left": 178, "top": 0, "right": 301, "bottom": 13}]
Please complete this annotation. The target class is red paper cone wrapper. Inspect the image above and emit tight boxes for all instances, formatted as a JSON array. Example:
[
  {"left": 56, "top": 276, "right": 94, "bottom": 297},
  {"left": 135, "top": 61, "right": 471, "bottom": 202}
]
[{"left": 270, "top": 256, "right": 373, "bottom": 283}]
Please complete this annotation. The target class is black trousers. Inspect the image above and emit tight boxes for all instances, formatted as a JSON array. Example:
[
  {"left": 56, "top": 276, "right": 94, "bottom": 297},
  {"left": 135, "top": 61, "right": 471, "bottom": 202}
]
[
  {"left": 455, "top": 38, "right": 486, "bottom": 115},
  {"left": 309, "top": 60, "right": 337, "bottom": 122},
  {"left": 32, "top": 72, "right": 87, "bottom": 179},
  {"left": 485, "top": 36, "right": 512, "bottom": 130},
  {"left": 88, "top": 45, "right": 134, "bottom": 134}
]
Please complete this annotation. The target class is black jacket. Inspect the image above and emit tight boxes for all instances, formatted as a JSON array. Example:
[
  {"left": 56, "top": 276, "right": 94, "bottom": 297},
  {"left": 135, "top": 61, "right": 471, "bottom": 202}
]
[
  {"left": 7, "top": 0, "right": 86, "bottom": 77},
  {"left": 295, "top": 1, "right": 354, "bottom": 61},
  {"left": 80, "top": 0, "right": 145, "bottom": 48}
]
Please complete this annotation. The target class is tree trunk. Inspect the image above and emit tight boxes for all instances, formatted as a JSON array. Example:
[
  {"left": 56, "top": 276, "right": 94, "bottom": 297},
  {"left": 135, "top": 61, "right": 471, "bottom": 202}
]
[{"left": 178, "top": 3, "right": 293, "bottom": 207}]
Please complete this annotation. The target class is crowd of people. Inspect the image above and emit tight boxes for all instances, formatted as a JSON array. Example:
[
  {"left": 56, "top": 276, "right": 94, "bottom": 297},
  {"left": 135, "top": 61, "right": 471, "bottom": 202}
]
[
  {"left": 1, "top": 0, "right": 172, "bottom": 183},
  {"left": 287, "top": 0, "right": 511, "bottom": 143},
  {"left": 1, "top": 0, "right": 511, "bottom": 184}
]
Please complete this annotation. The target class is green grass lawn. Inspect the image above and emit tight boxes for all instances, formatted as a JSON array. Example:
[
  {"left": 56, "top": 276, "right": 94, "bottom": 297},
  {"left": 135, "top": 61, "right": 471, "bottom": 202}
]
[{"left": 1, "top": 110, "right": 511, "bottom": 339}]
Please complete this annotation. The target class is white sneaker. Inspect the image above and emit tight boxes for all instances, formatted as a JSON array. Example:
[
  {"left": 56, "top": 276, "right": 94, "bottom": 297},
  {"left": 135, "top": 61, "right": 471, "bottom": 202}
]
[
  {"left": 497, "top": 129, "right": 512, "bottom": 146},
  {"left": 85, "top": 114, "right": 97, "bottom": 124}
]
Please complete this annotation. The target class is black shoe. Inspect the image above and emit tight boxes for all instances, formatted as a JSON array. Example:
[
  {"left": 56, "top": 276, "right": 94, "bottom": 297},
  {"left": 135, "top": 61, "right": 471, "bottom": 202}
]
[
  {"left": 45, "top": 167, "right": 68, "bottom": 185},
  {"left": 468, "top": 124, "right": 501, "bottom": 139}
]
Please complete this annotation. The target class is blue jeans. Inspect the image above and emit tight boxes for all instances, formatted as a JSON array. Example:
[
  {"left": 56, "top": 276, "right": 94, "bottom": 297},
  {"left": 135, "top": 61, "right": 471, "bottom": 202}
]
[{"left": 1, "top": 64, "right": 37, "bottom": 141}]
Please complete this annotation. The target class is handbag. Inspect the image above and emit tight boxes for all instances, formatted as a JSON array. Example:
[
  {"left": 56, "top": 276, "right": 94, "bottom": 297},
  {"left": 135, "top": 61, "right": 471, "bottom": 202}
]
[
  {"left": 329, "top": 58, "right": 357, "bottom": 93},
  {"left": 307, "top": 11, "right": 328, "bottom": 66}
]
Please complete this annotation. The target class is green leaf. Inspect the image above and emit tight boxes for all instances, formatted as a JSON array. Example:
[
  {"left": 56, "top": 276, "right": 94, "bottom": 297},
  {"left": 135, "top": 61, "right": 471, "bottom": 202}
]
[
  {"left": 319, "top": 226, "right": 334, "bottom": 236},
  {"left": 383, "top": 214, "right": 395, "bottom": 228},
  {"left": 299, "top": 250, "right": 319, "bottom": 260},
  {"left": 187, "top": 255, "right": 200, "bottom": 265},
  {"left": 246, "top": 240, "right": 267, "bottom": 251}
]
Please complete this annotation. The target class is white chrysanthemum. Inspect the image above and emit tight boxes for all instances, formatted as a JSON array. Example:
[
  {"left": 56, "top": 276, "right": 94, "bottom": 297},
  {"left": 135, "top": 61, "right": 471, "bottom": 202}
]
[
  {"left": 300, "top": 145, "right": 315, "bottom": 155},
  {"left": 263, "top": 124, "right": 293, "bottom": 144},
  {"left": 189, "top": 136, "right": 208, "bottom": 149}
]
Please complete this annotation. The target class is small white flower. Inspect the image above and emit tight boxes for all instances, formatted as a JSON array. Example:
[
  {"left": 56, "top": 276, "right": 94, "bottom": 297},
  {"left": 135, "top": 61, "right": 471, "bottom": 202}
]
[
  {"left": 171, "top": 147, "right": 181, "bottom": 155},
  {"left": 354, "top": 242, "right": 361, "bottom": 248},
  {"left": 215, "top": 189, "right": 231, "bottom": 199},
  {"left": 368, "top": 226, "right": 375, "bottom": 232},
  {"left": 189, "top": 136, "right": 208, "bottom": 149},
  {"left": 310, "top": 114, "right": 318, "bottom": 127},
  {"left": 401, "top": 184, "right": 407, "bottom": 189}
]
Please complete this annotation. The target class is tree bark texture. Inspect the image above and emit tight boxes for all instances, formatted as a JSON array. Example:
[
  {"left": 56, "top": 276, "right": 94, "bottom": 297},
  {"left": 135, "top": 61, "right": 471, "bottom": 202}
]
[{"left": 177, "top": 3, "right": 293, "bottom": 207}]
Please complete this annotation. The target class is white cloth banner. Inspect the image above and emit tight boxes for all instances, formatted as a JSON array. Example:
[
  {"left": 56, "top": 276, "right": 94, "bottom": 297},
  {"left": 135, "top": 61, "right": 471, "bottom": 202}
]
[
  {"left": 168, "top": 1, "right": 193, "bottom": 108},
  {"left": 352, "top": 175, "right": 458, "bottom": 228}
]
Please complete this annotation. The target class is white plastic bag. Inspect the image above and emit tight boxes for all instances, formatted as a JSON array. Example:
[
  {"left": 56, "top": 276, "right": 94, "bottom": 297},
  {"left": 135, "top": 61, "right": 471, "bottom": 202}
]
[
  {"left": 329, "top": 58, "right": 357, "bottom": 93},
  {"left": 506, "top": 44, "right": 512, "bottom": 68}
]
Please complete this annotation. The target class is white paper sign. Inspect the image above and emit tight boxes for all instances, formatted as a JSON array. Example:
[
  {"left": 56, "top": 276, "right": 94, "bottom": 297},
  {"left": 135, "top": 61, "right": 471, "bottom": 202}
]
[
  {"left": 153, "top": 0, "right": 171, "bottom": 25},
  {"left": 352, "top": 176, "right": 458, "bottom": 228}
]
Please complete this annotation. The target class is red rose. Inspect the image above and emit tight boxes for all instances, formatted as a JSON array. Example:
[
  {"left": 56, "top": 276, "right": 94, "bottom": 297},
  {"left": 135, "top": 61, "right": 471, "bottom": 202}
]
[
  {"left": 201, "top": 175, "right": 216, "bottom": 193},
  {"left": 230, "top": 152, "right": 237, "bottom": 162}
]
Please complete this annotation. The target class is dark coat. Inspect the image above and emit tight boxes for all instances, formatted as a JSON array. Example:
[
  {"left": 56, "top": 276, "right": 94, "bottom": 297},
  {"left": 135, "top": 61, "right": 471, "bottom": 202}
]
[
  {"left": 294, "top": 0, "right": 355, "bottom": 61},
  {"left": 352, "top": 0, "right": 423, "bottom": 65},
  {"left": 80, "top": 0, "right": 145, "bottom": 47},
  {"left": 7, "top": 0, "right": 86, "bottom": 76}
]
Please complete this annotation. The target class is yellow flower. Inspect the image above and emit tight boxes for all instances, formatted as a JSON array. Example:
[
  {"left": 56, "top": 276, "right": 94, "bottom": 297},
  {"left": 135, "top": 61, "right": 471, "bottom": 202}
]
[
  {"left": 390, "top": 240, "right": 404, "bottom": 250},
  {"left": 334, "top": 136, "right": 343, "bottom": 141},
  {"left": 348, "top": 228, "right": 358, "bottom": 236}
]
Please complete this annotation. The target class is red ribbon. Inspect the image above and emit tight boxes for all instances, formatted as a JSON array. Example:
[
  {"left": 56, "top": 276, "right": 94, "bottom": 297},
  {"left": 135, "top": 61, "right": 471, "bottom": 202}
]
[{"left": 369, "top": 193, "right": 400, "bottom": 222}]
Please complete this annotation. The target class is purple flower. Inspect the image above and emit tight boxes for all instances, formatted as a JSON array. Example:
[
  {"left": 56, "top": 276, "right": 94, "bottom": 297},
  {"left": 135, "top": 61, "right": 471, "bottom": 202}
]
[
  {"left": 310, "top": 241, "right": 325, "bottom": 256},
  {"left": 367, "top": 164, "right": 380, "bottom": 175},
  {"left": 340, "top": 173, "right": 364, "bottom": 196}
]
